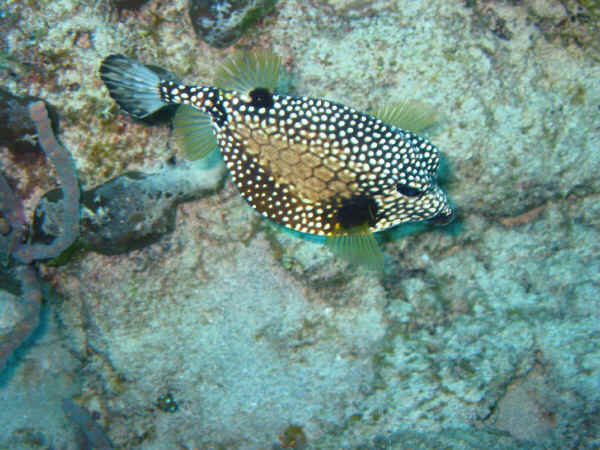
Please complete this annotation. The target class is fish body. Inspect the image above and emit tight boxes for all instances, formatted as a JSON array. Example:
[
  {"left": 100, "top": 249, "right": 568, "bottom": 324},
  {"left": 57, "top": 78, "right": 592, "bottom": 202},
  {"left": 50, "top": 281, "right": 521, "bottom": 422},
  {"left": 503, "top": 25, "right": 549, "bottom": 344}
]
[{"left": 100, "top": 53, "right": 454, "bottom": 267}]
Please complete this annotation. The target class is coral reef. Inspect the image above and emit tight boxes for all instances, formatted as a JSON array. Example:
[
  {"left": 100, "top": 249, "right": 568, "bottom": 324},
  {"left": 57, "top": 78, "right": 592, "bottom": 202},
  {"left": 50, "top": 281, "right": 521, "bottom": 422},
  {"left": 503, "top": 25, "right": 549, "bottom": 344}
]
[
  {"left": 0, "top": 88, "right": 58, "bottom": 156},
  {"left": 0, "top": 265, "right": 41, "bottom": 371},
  {"left": 71, "top": 159, "right": 224, "bottom": 254},
  {"left": 0, "top": 0, "right": 598, "bottom": 448},
  {"left": 189, "top": 0, "right": 279, "bottom": 48},
  {"left": 0, "top": 101, "right": 79, "bottom": 370},
  {"left": 466, "top": 0, "right": 600, "bottom": 58},
  {"left": 62, "top": 398, "right": 113, "bottom": 449},
  {"left": 110, "top": 0, "right": 150, "bottom": 11},
  {"left": 12, "top": 102, "right": 80, "bottom": 264}
]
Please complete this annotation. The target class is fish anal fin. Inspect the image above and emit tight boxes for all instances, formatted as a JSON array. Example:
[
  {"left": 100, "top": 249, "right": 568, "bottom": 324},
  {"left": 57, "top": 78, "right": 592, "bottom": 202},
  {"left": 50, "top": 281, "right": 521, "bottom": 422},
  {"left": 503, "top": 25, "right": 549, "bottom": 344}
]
[{"left": 326, "top": 225, "right": 384, "bottom": 272}]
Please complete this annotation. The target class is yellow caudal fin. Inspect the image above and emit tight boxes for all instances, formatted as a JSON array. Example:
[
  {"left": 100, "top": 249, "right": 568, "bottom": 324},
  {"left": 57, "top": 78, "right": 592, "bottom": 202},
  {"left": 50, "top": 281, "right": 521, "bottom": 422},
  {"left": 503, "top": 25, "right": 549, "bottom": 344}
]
[
  {"left": 215, "top": 49, "right": 283, "bottom": 94},
  {"left": 374, "top": 100, "right": 440, "bottom": 133},
  {"left": 326, "top": 226, "right": 384, "bottom": 272},
  {"left": 173, "top": 104, "right": 218, "bottom": 161}
]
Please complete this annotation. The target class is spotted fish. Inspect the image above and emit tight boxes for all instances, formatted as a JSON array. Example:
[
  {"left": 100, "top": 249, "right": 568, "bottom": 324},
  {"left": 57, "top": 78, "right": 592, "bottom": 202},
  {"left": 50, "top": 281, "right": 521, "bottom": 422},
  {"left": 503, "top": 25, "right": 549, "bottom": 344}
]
[{"left": 99, "top": 51, "right": 454, "bottom": 269}]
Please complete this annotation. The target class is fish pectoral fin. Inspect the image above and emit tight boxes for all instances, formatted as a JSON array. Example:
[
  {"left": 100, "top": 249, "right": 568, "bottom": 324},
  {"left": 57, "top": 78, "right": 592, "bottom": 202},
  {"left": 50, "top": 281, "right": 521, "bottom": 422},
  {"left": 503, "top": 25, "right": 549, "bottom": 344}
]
[
  {"left": 326, "top": 226, "right": 384, "bottom": 272},
  {"left": 373, "top": 100, "right": 440, "bottom": 134},
  {"left": 214, "top": 49, "right": 283, "bottom": 94},
  {"left": 174, "top": 105, "right": 218, "bottom": 161}
]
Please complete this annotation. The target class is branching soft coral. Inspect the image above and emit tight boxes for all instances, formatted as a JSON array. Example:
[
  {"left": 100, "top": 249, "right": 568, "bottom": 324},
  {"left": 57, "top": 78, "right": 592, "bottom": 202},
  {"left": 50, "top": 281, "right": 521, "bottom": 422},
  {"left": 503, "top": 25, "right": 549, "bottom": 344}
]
[{"left": 0, "top": 101, "right": 80, "bottom": 371}]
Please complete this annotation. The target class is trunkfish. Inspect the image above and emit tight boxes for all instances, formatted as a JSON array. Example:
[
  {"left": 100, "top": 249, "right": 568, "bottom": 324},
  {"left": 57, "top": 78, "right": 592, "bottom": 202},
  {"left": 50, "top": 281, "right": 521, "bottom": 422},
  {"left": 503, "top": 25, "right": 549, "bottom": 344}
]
[{"left": 99, "top": 50, "right": 454, "bottom": 270}]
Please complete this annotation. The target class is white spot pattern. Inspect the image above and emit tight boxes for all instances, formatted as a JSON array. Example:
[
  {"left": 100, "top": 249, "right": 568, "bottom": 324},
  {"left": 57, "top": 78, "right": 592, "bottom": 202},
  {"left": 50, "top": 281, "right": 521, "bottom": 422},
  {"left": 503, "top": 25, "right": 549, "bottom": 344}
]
[{"left": 158, "top": 82, "right": 452, "bottom": 235}]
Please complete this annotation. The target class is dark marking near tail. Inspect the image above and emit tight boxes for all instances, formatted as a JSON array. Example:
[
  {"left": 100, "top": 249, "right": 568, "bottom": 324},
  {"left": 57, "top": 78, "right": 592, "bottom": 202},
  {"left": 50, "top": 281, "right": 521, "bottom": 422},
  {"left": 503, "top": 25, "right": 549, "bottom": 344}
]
[
  {"left": 249, "top": 88, "right": 274, "bottom": 109},
  {"left": 336, "top": 195, "right": 379, "bottom": 229},
  {"left": 138, "top": 104, "right": 178, "bottom": 126}
]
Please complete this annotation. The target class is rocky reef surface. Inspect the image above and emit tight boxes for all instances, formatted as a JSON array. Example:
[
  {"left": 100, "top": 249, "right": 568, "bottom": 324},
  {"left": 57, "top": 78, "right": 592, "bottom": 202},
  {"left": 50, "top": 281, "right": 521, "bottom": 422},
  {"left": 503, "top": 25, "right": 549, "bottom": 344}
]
[{"left": 0, "top": 0, "right": 598, "bottom": 448}]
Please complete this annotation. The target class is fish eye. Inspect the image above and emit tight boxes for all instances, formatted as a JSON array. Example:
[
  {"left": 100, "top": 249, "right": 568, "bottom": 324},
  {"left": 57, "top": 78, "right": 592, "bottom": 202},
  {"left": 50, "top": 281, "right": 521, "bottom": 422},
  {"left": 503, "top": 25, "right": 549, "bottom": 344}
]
[{"left": 396, "top": 183, "right": 423, "bottom": 197}]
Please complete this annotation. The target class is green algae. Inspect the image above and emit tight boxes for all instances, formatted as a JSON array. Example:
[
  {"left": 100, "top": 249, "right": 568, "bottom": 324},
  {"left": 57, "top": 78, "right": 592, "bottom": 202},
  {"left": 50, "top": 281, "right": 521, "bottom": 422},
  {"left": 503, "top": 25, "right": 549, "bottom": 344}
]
[{"left": 279, "top": 424, "right": 307, "bottom": 448}]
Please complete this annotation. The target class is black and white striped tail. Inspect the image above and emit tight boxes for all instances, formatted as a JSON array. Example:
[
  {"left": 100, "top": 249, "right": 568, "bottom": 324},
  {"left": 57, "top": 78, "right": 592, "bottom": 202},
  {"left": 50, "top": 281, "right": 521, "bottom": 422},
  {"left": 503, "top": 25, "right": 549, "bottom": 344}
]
[
  {"left": 100, "top": 54, "right": 222, "bottom": 123},
  {"left": 100, "top": 54, "right": 166, "bottom": 119}
]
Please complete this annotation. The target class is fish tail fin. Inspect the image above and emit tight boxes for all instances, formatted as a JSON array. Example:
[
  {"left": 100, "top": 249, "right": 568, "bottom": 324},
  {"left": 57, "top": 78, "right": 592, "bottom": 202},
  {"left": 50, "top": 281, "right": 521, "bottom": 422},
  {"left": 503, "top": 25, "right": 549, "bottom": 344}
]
[{"left": 100, "top": 54, "right": 166, "bottom": 119}]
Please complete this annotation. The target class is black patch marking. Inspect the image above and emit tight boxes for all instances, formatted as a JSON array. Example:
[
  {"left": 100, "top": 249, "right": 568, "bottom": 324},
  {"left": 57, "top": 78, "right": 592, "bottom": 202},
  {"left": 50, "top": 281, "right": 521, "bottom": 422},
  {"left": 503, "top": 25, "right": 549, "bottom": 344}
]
[
  {"left": 396, "top": 183, "right": 423, "bottom": 197},
  {"left": 336, "top": 195, "right": 379, "bottom": 229},
  {"left": 138, "top": 104, "right": 178, "bottom": 126},
  {"left": 249, "top": 88, "right": 274, "bottom": 109}
]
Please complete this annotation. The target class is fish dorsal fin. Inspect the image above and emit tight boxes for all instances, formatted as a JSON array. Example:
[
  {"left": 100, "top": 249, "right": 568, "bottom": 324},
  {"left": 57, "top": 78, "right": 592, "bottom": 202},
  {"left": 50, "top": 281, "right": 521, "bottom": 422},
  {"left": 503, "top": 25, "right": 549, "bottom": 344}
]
[
  {"left": 173, "top": 104, "right": 218, "bottom": 160},
  {"left": 215, "top": 49, "right": 282, "bottom": 94},
  {"left": 374, "top": 100, "right": 439, "bottom": 133},
  {"left": 326, "top": 225, "right": 384, "bottom": 272}
]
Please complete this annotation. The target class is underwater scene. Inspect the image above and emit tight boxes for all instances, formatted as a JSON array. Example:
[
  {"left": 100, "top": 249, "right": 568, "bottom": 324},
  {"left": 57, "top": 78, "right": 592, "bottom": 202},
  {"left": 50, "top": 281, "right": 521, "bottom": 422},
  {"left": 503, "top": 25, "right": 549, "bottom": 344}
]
[{"left": 1, "top": 0, "right": 599, "bottom": 448}]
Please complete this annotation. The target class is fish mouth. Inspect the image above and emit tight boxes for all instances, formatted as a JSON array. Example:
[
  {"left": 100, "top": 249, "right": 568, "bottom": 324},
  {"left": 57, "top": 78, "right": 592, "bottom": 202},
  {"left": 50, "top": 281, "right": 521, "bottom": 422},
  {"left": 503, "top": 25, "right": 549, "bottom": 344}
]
[{"left": 428, "top": 205, "right": 456, "bottom": 225}]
